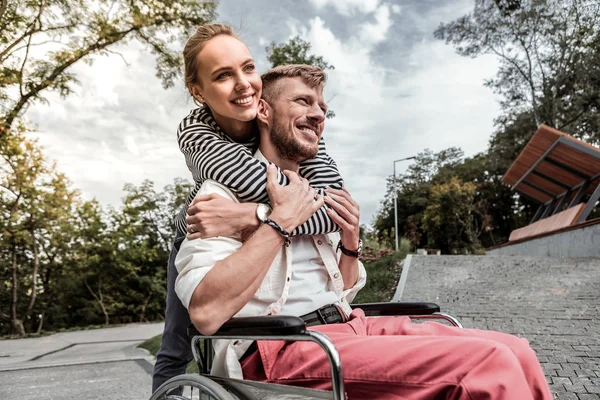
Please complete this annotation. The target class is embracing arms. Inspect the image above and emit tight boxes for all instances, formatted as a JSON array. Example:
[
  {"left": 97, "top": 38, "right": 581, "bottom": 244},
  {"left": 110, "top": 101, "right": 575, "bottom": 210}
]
[
  {"left": 178, "top": 117, "right": 343, "bottom": 237},
  {"left": 176, "top": 166, "right": 324, "bottom": 335}
]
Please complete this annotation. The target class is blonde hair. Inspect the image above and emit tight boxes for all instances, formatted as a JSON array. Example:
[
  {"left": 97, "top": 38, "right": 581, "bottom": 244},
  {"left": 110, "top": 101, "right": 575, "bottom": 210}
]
[
  {"left": 261, "top": 64, "right": 327, "bottom": 105},
  {"left": 183, "top": 24, "right": 238, "bottom": 98}
]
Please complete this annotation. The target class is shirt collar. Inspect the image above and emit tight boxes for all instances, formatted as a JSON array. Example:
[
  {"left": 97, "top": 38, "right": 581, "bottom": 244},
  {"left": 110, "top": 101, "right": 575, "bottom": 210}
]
[{"left": 254, "top": 149, "right": 269, "bottom": 163}]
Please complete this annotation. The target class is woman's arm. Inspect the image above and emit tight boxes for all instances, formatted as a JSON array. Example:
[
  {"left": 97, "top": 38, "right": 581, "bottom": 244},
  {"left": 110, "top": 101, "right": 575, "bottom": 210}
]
[
  {"left": 299, "top": 136, "right": 345, "bottom": 189},
  {"left": 178, "top": 114, "right": 341, "bottom": 236}
]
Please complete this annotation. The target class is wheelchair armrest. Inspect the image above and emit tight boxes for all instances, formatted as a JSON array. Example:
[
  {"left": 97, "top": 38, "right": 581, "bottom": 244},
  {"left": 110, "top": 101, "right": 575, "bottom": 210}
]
[
  {"left": 351, "top": 302, "right": 440, "bottom": 316},
  {"left": 187, "top": 315, "right": 306, "bottom": 337}
]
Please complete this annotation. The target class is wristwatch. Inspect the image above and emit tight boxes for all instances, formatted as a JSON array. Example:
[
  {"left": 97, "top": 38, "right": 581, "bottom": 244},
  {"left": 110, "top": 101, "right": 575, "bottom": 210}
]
[
  {"left": 256, "top": 203, "right": 272, "bottom": 223},
  {"left": 337, "top": 239, "right": 363, "bottom": 258}
]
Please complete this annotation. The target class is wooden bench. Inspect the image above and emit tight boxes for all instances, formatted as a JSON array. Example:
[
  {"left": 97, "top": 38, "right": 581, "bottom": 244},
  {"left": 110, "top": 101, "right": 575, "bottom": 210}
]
[{"left": 508, "top": 203, "right": 586, "bottom": 242}]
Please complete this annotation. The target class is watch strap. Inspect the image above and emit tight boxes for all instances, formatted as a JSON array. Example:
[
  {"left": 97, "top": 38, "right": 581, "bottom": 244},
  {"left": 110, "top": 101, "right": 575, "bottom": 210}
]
[
  {"left": 337, "top": 239, "right": 362, "bottom": 258},
  {"left": 264, "top": 218, "right": 291, "bottom": 247}
]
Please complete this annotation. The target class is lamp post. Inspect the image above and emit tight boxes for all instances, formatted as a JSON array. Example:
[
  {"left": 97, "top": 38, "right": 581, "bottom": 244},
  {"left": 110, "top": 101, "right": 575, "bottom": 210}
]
[{"left": 393, "top": 156, "right": 416, "bottom": 252}]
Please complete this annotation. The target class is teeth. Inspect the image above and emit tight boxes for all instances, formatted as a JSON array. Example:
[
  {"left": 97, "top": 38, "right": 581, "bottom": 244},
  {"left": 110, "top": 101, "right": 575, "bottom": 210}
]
[
  {"left": 233, "top": 96, "right": 252, "bottom": 105},
  {"left": 299, "top": 127, "right": 316, "bottom": 135}
]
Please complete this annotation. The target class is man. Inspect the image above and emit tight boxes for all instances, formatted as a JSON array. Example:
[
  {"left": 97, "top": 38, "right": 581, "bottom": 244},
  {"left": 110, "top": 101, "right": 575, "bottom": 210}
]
[{"left": 174, "top": 65, "right": 552, "bottom": 399}]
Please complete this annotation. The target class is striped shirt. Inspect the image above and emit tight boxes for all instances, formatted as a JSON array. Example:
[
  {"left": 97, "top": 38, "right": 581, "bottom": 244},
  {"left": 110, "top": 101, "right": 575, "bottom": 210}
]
[{"left": 175, "top": 107, "right": 344, "bottom": 236}]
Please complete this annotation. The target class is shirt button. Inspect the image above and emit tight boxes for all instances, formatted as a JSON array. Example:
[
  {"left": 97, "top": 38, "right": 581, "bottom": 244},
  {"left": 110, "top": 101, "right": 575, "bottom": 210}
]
[
  {"left": 334, "top": 273, "right": 340, "bottom": 279},
  {"left": 317, "top": 240, "right": 323, "bottom": 245},
  {"left": 287, "top": 277, "right": 290, "bottom": 281}
]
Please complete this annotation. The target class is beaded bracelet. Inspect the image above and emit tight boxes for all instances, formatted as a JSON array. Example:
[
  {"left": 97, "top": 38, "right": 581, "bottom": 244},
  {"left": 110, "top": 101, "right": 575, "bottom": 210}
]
[{"left": 264, "top": 218, "right": 291, "bottom": 247}]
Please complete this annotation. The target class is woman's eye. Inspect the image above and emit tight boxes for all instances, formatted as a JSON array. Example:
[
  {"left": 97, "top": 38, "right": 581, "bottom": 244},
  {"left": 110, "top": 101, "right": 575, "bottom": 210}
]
[
  {"left": 244, "top": 64, "right": 255, "bottom": 72},
  {"left": 296, "top": 98, "right": 308, "bottom": 105},
  {"left": 217, "top": 72, "right": 231, "bottom": 80}
]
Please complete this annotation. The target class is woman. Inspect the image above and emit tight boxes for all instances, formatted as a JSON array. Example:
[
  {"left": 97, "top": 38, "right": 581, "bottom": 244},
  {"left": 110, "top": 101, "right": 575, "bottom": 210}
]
[
  {"left": 177, "top": 23, "right": 343, "bottom": 239},
  {"left": 152, "top": 23, "right": 344, "bottom": 392}
]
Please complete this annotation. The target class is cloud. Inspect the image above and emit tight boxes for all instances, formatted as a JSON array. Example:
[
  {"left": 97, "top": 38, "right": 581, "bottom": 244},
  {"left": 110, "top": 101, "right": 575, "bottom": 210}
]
[
  {"left": 27, "top": 40, "right": 193, "bottom": 206},
  {"left": 309, "top": 0, "right": 381, "bottom": 16},
  {"left": 282, "top": 2, "right": 500, "bottom": 225},
  {"left": 359, "top": 3, "right": 394, "bottom": 45},
  {"left": 24, "top": 0, "right": 501, "bottom": 228}
]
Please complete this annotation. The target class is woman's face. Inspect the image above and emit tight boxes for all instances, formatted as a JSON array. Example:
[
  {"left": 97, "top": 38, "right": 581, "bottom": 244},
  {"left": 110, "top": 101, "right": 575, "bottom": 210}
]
[{"left": 193, "top": 35, "right": 262, "bottom": 124}]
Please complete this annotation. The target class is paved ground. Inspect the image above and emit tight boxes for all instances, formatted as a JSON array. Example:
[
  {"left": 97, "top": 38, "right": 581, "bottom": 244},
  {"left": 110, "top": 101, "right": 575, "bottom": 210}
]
[
  {"left": 398, "top": 255, "right": 600, "bottom": 400},
  {"left": 2, "top": 255, "right": 598, "bottom": 399},
  {"left": 0, "top": 323, "right": 163, "bottom": 399}
]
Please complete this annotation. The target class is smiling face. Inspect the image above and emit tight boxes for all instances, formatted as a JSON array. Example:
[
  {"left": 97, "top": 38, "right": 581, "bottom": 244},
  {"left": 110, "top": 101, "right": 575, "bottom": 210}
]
[
  {"left": 269, "top": 76, "right": 327, "bottom": 162},
  {"left": 192, "top": 35, "right": 262, "bottom": 130}
]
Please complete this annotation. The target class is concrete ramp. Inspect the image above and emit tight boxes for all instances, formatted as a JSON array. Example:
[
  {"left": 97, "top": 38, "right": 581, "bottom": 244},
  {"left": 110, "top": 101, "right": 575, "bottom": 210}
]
[{"left": 396, "top": 255, "right": 600, "bottom": 398}]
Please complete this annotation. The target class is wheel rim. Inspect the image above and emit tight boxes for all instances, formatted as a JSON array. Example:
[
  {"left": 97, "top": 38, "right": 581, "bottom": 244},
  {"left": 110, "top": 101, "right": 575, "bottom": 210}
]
[{"left": 151, "top": 374, "right": 234, "bottom": 400}]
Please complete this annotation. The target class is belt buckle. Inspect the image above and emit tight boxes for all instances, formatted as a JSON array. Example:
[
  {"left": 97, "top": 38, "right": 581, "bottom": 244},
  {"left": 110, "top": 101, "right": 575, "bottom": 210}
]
[
  {"left": 334, "top": 304, "right": 348, "bottom": 323},
  {"left": 316, "top": 306, "right": 326, "bottom": 324}
]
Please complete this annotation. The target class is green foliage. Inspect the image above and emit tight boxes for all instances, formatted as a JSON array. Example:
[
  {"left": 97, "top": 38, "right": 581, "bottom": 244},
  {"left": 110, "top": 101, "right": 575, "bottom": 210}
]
[
  {"left": 0, "top": 130, "right": 193, "bottom": 335},
  {"left": 266, "top": 35, "right": 336, "bottom": 118},
  {"left": 0, "top": 0, "right": 217, "bottom": 139},
  {"left": 353, "top": 252, "right": 406, "bottom": 304},
  {"left": 139, "top": 334, "right": 164, "bottom": 356},
  {"left": 266, "top": 36, "right": 334, "bottom": 71},
  {"left": 423, "top": 177, "right": 481, "bottom": 254},
  {"left": 375, "top": 0, "right": 600, "bottom": 253},
  {"left": 0, "top": 126, "right": 79, "bottom": 335}
]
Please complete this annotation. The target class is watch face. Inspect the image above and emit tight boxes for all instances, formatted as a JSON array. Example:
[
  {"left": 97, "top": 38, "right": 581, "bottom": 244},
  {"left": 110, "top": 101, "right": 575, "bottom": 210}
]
[{"left": 256, "top": 204, "right": 271, "bottom": 222}]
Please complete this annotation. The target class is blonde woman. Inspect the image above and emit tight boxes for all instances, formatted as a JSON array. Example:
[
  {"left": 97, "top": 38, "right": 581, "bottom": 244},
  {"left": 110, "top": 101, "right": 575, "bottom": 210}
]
[{"left": 152, "top": 24, "right": 343, "bottom": 391}]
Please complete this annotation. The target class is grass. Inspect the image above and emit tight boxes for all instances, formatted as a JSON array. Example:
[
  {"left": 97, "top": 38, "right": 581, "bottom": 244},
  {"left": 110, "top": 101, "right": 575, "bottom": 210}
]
[
  {"left": 139, "top": 334, "right": 199, "bottom": 373},
  {"left": 353, "top": 251, "right": 406, "bottom": 303},
  {"left": 139, "top": 250, "right": 407, "bottom": 364},
  {"left": 138, "top": 333, "right": 163, "bottom": 355}
]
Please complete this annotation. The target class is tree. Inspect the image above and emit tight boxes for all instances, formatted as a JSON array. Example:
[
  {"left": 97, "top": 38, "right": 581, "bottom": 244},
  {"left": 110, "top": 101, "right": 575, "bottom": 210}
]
[
  {"left": 266, "top": 35, "right": 334, "bottom": 71},
  {"left": 435, "top": 0, "right": 600, "bottom": 142},
  {"left": 373, "top": 148, "right": 465, "bottom": 249},
  {"left": 0, "top": 0, "right": 216, "bottom": 140},
  {"left": 422, "top": 177, "right": 481, "bottom": 254},
  {"left": 266, "top": 35, "right": 336, "bottom": 118},
  {"left": 0, "top": 127, "right": 77, "bottom": 335}
]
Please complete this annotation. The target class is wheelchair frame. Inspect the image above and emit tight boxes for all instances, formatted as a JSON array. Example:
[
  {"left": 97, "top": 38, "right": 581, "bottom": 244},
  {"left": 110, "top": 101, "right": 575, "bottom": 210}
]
[{"left": 151, "top": 302, "right": 462, "bottom": 400}]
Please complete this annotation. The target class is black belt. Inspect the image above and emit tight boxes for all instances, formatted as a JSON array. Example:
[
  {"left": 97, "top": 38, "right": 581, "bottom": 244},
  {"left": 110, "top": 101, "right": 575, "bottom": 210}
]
[
  {"left": 300, "top": 304, "right": 345, "bottom": 327},
  {"left": 240, "top": 304, "right": 345, "bottom": 361}
]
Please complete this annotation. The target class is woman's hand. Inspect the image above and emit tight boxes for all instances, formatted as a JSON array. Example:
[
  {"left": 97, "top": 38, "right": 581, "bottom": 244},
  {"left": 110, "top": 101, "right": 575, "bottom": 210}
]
[
  {"left": 186, "top": 193, "right": 259, "bottom": 240},
  {"left": 324, "top": 187, "right": 360, "bottom": 250},
  {"left": 266, "top": 165, "right": 324, "bottom": 232}
]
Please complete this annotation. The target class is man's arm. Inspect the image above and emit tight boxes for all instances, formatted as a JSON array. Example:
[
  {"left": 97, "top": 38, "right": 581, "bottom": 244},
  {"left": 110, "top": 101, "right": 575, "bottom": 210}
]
[
  {"left": 177, "top": 166, "right": 324, "bottom": 336},
  {"left": 179, "top": 120, "right": 340, "bottom": 237},
  {"left": 187, "top": 224, "right": 286, "bottom": 335}
]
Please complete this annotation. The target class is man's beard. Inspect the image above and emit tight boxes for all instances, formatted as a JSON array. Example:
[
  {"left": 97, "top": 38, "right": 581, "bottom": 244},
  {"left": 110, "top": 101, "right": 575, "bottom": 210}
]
[{"left": 270, "top": 115, "right": 319, "bottom": 162}]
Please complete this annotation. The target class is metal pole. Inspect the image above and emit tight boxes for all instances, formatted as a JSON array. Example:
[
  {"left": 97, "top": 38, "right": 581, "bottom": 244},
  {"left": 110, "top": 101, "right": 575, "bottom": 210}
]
[
  {"left": 393, "top": 156, "right": 416, "bottom": 252},
  {"left": 394, "top": 162, "right": 398, "bottom": 252}
]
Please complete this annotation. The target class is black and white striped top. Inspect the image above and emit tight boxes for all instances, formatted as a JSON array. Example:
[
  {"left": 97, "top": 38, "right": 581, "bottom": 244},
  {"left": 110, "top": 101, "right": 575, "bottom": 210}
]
[{"left": 175, "top": 107, "right": 344, "bottom": 236}]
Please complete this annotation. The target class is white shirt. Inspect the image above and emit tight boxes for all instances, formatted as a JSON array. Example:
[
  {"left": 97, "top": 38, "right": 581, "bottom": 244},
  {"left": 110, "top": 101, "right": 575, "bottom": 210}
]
[
  {"left": 174, "top": 151, "right": 367, "bottom": 379},
  {"left": 280, "top": 236, "right": 340, "bottom": 316}
]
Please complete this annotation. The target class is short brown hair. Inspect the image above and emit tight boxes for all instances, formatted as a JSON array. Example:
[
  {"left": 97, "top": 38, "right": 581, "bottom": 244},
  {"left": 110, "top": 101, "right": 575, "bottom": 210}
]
[
  {"left": 261, "top": 64, "right": 327, "bottom": 105},
  {"left": 183, "top": 24, "right": 237, "bottom": 98}
]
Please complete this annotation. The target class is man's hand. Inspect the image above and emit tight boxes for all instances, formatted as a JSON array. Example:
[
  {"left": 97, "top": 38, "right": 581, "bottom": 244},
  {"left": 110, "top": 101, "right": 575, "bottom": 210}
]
[
  {"left": 324, "top": 187, "right": 360, "bottom": 250},
  {"left": 186, "top": 193, "right": 259, "bottom": 240},
  {"left": 266, "top": 165, "right": 324, "bottom": 232}
]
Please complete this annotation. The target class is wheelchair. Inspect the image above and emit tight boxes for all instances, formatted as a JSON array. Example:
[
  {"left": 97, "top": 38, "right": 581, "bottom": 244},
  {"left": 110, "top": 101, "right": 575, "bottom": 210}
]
[{"left": 150, "top": 302, "right": 462, "bottom": 400}]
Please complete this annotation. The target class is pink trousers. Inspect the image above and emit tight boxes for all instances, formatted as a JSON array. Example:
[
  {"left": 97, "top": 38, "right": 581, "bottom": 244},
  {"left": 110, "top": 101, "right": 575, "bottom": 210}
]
[{"left": 241, "top": 309, "right": 552, "bottom": 400}]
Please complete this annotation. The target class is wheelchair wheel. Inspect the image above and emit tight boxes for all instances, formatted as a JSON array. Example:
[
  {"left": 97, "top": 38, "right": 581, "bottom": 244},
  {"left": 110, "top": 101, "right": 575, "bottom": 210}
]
[{"left": 150, "top": 374, "right": 234, "bottom": 400}]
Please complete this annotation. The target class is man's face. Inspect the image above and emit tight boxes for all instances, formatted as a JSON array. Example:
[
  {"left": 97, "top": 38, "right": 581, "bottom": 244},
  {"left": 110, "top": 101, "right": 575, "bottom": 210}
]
[{"left": 269, "top": 77, "right": 327, "bottom": 162}]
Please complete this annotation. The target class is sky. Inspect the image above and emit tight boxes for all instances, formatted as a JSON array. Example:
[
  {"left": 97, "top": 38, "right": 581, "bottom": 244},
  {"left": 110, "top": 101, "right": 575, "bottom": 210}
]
[{"left": 27, "top": 0, "right": 502, "bottom": 226}]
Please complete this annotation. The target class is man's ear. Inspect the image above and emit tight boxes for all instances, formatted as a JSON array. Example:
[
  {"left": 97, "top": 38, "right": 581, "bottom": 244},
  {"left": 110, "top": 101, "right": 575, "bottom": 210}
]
[{"left": 256, "top": 99, "right": 271, "bottom": 125}]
